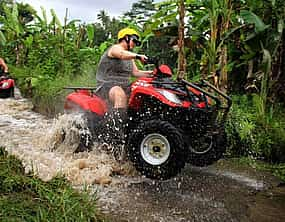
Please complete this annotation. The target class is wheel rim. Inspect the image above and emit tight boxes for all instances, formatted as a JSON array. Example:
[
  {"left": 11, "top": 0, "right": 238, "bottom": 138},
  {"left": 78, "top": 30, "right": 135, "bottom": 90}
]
[
  {"left": 140, "top": 133, "right": 171, "bottom": 165},
  {"left": 189, "top": 135, "right": 213, "bottom": 154}
]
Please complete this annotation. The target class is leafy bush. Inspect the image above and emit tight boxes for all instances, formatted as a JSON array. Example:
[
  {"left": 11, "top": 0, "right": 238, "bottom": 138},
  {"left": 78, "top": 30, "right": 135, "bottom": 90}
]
[
  {"left": 226, "top": 94, "right": 285, "bottom": 163},
  {"left": 10, "top": 42, "right": 101, "bottom": 116},
  {"left": 226, "top": 95, "right": 258, "bottom": 157}
]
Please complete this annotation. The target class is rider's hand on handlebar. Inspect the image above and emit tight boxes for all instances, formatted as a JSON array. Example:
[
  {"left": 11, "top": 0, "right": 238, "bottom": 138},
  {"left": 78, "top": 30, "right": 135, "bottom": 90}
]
[
  {"left": 135, "top": 54, "right": 148, "bottom": 63},
  {"left": 145, "top": 70, "right": 154, "bottom": 78}
]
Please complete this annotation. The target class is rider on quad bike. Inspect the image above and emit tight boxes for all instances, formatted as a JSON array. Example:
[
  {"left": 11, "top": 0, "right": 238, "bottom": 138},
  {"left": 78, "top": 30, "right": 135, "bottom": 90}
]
[
  {"left": 64, "top": 30, "right": 232, "bottom": 180},
  {"left": 0, "top": 57, "right": 9, "bottom": 73},
  {"left": 95, "top": 27, "right": 153, "bottom": 142}
]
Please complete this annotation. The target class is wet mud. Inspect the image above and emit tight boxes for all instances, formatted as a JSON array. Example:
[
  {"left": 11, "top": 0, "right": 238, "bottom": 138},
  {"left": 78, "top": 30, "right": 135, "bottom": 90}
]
[
  {"left": 97, "top": 165, "right": 285, "bottom": 222},
  {"left": 0, "top": 91, "right": 284, "bottom": 222}
]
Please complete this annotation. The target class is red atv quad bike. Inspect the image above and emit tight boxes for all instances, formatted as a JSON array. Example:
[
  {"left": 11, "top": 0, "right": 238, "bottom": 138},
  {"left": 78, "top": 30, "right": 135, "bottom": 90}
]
[
  {"left": 64, "top": 58, "right": 232, "bottom": 180},
  {"left": 0, "top": 71, "right": 15, "bottom": 98}
]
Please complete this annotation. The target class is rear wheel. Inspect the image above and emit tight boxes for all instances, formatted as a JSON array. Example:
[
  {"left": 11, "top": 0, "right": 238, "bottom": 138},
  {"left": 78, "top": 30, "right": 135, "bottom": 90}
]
[
  {"left": 7, "top": 87, "right": 15, "bottom": 97},
  {"left": 127, "top": 120, "right": 185, "bottom": 180},
  {"left": 51, "top": 113, "right": 93, "bottom": 153},
  {"left": 9, "top": 87, "right": 14, "bottom": 97},
  {"left": 74, "top": 124, "right": 93, "bottom": 152},
  {"left": 187, "top": 128, "right": 226, "bottom": 167},
  {"left": 0, "top": 87, "right": 13, "bottom": 98}
]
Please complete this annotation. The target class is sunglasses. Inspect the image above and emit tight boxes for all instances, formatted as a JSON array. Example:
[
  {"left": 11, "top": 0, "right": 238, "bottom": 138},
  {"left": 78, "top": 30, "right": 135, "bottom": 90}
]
[{"left": 129, "top": 35, "right": 141, "bottom": 46}]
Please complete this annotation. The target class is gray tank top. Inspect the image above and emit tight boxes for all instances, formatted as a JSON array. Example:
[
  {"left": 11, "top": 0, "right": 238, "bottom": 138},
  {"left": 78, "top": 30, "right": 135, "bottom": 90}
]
[{"left": 96, "top": 48, "right": 133, "bottom": 88}]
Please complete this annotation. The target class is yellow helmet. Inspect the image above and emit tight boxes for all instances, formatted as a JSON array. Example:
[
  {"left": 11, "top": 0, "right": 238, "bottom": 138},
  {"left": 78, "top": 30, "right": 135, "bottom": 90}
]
[{"left": 118, "top": 28, "right": 140, "bottom": 40}]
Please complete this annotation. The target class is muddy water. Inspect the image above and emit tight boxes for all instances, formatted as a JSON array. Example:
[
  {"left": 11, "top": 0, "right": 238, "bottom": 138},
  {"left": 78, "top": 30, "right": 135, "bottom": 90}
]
[
  {"left": 0, "top": 90, "right": 135, "bottom": 184},
  {"left": 1, "top": 91, "right": 285, "bottom": 222}
]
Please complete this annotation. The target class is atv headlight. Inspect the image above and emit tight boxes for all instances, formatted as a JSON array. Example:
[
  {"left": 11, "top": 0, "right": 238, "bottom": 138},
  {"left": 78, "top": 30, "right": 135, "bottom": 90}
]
[
  {"left": 1, "top": 82, "right": 9, "bottom": 89},
  {"left": 156, "top": 89, "right": 182, "bottom": 105}
]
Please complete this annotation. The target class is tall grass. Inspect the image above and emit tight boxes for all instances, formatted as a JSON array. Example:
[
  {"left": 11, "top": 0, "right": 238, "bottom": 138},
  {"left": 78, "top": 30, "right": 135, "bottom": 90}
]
[{"left": 0, "top": 147, "right": 105, "bottom": 222}]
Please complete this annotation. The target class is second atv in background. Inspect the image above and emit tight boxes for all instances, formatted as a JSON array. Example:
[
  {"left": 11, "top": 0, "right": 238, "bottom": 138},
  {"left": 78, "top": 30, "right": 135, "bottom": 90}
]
[{"left": 0, "top": 71, "right": 15, "bottom": 98}]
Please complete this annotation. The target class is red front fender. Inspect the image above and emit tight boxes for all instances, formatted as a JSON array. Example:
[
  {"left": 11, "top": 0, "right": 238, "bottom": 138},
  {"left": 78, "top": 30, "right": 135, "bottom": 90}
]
[{"left": 128, "top": 86, "right": 191, "bottom": 110}]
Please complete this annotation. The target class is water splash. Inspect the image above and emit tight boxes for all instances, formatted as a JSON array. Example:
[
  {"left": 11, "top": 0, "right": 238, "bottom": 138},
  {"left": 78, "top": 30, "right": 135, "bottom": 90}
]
[
  {"left": 0, "top": 97, "right": 136, "bottom": 185},
  {"left": 45, "top": 113, "right": 91, "bottom": 153}
]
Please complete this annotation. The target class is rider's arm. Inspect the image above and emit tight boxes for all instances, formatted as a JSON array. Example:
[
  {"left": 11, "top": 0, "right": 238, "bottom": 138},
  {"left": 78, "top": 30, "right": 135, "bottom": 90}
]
[
  {"left": 108, "top": 45, "right": 148, "bottom": 63},
  {"left": 109, "top": 45, "right": 137, "bottom": 60},
  {"left": 0, "top": 58, "right": 8, "bottom": 72},
  {"left": 132, "top": 60, "right": 153, "bottom": 77}
]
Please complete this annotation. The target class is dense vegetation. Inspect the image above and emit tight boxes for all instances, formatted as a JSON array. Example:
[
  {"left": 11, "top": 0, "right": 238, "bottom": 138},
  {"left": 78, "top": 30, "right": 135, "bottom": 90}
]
[
  {"left": 0, "top": 0, "right": 284, "bottom": 172},
  {"left": 0, "top": 147, "right": 104, "bottom": 221}
]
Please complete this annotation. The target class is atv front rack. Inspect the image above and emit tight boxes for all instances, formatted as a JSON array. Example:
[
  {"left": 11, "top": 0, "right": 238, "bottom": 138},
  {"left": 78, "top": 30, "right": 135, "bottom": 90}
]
[
  {"left": 147, "top": 57, "right": 231, "bottom": 111},
  {"left": 181, "top": 79, "right": 232, "bottom": 111},
  {"left": 180, "top": 79, "right": 232, "bottom": 126},
  {"left": 151, "top": 78, "right": 232, "bottom": 111}
]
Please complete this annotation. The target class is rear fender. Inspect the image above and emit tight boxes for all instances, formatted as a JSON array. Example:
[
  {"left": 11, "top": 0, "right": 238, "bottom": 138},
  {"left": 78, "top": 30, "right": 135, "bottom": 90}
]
[
  {"left": 64, "top": 92, "right": 107, "bottom": 116},
  {"left": 0, "top": 79, "right": 15, "bottom": 89}
]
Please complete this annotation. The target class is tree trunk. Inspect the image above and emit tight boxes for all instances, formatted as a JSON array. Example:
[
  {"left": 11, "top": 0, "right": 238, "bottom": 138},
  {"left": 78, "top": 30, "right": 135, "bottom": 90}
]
[
  {"left": 61, "top": 8, "right": 68, "bottom": 56},
  {"left": 217, "top": 0, "right": 232, "bottom": 92},
  {"left": 219, "top": 45, "right": 228, "bottom": 92},
  {"left": 15, "top": 44, "right": 20, "bottom": 65},
  {"left": 177, "top": 0, "right": 186, "bottom": 80}
]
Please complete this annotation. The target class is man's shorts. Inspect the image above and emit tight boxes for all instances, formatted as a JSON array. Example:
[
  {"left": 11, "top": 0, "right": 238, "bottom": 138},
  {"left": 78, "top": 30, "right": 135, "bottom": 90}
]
[{"left": 95, "top": 82, "right": 130, "bottom": 102}]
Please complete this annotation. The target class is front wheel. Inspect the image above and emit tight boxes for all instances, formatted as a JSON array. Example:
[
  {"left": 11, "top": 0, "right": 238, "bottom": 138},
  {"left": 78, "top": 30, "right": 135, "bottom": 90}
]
[{"left": 127, "top": 120, "right": 185, "bottom": 180}]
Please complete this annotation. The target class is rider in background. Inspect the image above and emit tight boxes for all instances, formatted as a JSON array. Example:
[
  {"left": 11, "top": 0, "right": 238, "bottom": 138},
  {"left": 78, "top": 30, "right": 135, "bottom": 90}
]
[
  {"left": 0, "top": 57, "right": 8, "bottom": 74},
  {"left": 96, "top": 27, "right": 152, "bottom": 143}
]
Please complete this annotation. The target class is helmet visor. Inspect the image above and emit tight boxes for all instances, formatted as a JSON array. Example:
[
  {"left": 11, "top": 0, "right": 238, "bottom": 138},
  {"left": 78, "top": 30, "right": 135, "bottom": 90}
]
[{"left": 130, "top": 35, "right": 141, "bottom": 46}]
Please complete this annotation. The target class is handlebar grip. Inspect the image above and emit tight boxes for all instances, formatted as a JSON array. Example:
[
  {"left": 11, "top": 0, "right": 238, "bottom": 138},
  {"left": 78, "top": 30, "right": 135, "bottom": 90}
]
[
  {"left": 135, "top": 55, "right": 142, "bottom": 60},
  {"left": 144, "top": 57, "right": 157, "bottom": 65}
]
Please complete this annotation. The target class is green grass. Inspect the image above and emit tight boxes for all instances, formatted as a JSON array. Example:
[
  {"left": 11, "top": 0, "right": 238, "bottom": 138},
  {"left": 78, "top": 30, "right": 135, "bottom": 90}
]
[
  {"left": 0, "top": 147, "right": 105, "bottom": 222},
  {"left": 225, "top": 156, "right": 285, "bottom": 182}
]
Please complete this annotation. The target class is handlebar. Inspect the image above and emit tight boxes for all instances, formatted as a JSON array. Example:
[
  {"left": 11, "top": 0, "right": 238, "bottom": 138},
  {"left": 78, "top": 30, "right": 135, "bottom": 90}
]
[
  {"left": 144, "top": 57, "right": 158, "bottom": 66},
  {"left": 0, "top": 72, "right": 11, "bottom": 79},
  {"left": 144, "top": 57, "right": 166, "bottom": 78},
  {"left": 0, "top": 71, "right": 9, "bottom": 75}
]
